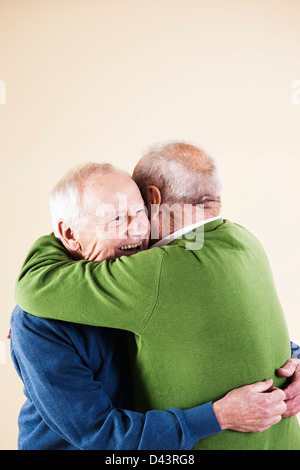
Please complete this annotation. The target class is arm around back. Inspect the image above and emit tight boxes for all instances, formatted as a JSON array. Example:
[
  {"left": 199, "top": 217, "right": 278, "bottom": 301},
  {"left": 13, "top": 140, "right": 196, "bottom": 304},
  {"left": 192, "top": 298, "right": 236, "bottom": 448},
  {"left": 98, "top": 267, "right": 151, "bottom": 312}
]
[{"left": 15, "top": 234, "right": 163, "bottom": 334}]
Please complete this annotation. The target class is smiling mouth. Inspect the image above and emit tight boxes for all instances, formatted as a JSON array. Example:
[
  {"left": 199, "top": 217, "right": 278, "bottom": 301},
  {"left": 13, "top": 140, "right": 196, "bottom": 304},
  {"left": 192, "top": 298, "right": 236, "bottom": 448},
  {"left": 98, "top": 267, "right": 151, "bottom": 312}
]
[{"left": 118, "top": 241, "right": 143, "bottom": 251}]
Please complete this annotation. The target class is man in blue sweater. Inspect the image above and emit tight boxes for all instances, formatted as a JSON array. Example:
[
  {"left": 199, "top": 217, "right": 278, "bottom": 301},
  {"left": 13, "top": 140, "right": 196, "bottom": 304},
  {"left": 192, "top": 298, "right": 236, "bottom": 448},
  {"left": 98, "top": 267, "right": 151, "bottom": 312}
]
[
  {"left": 11, "top": 305, "right": 223, "bottom": 450},
  {"left": 10, "top": 162, "right": 299, "bottom": 450}
]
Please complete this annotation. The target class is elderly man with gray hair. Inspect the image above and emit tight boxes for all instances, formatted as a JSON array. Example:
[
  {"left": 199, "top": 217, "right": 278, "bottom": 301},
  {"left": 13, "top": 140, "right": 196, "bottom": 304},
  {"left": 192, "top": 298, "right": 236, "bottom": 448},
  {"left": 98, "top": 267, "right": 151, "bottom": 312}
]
[{"left": 13, "top": 142, "right": 300, "bottom": 450}]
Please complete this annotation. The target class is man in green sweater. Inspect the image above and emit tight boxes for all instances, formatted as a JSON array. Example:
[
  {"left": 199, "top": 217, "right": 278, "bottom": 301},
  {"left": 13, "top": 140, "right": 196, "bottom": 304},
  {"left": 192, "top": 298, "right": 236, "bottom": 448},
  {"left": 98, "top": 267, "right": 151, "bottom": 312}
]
[{"left": 15, "top": 142, "right": 300, "bottom": 449}]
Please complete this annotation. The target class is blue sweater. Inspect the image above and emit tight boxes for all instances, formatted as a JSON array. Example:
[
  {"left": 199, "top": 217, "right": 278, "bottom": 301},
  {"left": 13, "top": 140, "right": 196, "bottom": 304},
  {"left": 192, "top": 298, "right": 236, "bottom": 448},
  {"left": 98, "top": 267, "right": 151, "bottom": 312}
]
[{"left": 10, "top": 306, "right": 222, "bottom": 450}]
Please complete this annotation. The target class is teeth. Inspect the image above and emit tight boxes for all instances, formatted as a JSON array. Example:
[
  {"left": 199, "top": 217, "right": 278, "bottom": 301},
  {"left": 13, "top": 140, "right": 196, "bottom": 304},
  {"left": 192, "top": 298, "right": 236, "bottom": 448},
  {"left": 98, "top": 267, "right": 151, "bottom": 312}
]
[{"left": 119, "top": 242, "right": 142, "bottom": 251}]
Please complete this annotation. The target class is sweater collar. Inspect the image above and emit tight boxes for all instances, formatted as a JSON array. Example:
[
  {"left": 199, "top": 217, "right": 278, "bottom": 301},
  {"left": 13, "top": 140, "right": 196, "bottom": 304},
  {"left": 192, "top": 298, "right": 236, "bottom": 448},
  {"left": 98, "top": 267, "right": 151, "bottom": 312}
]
[{"left": 151, "top": 216, "right": 224, "bottom": 248}]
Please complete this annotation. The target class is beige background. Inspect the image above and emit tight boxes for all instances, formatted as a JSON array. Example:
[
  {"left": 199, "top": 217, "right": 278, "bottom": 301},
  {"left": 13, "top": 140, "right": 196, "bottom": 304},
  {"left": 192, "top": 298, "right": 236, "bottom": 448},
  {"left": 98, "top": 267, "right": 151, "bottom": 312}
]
[{"left": 0, "top": 0, "right": 299, "bottom": 450}]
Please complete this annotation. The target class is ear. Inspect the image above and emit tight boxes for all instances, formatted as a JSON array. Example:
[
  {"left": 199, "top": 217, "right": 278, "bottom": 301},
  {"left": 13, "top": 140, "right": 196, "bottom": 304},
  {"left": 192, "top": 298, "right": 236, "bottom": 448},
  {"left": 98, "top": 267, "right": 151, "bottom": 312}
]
[
  {"left": 57, "top": 220, "right": 81, "bottom": 253},
  {"left": 146, "top": 185, "right": 161, "bottom": 220}
]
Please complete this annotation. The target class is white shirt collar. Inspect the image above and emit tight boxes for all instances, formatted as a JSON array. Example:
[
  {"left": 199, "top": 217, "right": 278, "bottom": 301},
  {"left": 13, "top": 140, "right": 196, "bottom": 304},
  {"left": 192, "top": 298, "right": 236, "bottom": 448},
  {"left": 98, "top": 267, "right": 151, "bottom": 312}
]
[{"left": 151, "top": 215, "right": 221, "bottom": 248}]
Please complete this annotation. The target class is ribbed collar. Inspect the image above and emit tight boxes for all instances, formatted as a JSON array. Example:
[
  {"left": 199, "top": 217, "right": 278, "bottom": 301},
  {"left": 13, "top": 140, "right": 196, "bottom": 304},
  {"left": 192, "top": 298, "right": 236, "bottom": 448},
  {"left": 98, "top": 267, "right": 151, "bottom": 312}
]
[{"left": 151, "top": 216, "right": 224, "bottom": 248}]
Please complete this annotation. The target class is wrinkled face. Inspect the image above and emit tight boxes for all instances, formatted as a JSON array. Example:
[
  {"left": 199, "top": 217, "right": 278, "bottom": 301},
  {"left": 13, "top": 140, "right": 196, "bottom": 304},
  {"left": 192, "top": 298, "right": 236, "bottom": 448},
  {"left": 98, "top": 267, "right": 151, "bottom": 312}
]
[{"left": 75, "top": 171, "right": 150, "bottom": 262}]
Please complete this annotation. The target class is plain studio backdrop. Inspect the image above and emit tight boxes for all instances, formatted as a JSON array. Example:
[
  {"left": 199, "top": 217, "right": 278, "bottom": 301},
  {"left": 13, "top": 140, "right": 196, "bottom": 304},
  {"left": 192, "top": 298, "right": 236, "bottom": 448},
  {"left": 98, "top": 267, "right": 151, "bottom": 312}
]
[{"left": 0, "top": 0, "right": 299, "bottom": 449}]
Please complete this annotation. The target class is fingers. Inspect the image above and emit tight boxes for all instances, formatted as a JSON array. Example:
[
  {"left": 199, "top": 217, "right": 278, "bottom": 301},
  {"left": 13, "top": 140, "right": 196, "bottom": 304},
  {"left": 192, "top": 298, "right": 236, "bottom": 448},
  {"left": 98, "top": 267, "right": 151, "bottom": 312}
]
[
  {"left": 275, "top": 400, "right": 288, "bottom": 416},
  {"left": 253, "top": 392, "right": 287, "bottom": 433},
  {"left": 277, "top": 358, "right": 298, "bottom": 377},
  {"left": 282, "top": 395, "right": 300, "bottom": 418},
  {"left": 262, "top": 387, "right": 286, "bottom": 405},
  {"left": 279, "top": 358, "right": 300, "bottom": 400},
  {"left": 245, "top": 378, "right": 273, "bottom": 393},
  {"left": 283, "top": 381, "right": 300, "bottom": 401},
  {"left": 261, "top": 390, "right": 287, "bottom": 418},
  {"left": 260, "top": 413, "right": 283, "bottom": 431}
]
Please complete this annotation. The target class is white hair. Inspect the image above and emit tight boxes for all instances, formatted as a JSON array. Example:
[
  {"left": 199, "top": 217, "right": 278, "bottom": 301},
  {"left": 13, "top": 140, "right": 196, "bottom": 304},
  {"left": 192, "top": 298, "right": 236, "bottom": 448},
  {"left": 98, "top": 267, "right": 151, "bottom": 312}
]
[
  {"left": 132, "top": 141, "right": 222, "bottom": 206},
  {"left": 49, "top": 162, "right": 117, "bottom": 237}
]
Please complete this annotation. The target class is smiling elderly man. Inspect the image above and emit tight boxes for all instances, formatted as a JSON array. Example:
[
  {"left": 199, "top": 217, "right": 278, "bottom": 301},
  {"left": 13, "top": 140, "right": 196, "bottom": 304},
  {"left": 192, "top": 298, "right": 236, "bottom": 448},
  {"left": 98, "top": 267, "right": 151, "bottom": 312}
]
[{"left": 14, "top": 143, "right": 300, "bottom": 449}]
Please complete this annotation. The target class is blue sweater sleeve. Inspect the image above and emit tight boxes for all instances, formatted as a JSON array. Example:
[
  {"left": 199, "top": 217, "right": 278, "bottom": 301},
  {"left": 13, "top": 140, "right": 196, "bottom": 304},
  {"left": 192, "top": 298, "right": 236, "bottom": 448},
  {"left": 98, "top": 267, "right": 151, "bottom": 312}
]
[
  {"left": 291, "top": 341, "right": 300, "bottom": 359},
  {"left": 10, "top": 307, "right": 221, "bottom": 450}
]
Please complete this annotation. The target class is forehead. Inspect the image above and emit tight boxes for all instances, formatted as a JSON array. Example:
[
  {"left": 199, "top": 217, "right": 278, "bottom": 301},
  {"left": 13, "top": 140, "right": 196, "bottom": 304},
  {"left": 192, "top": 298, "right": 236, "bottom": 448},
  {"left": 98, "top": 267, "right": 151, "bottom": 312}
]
[{"left": 81, "top": 171, "right": 143, "bottom": 212}]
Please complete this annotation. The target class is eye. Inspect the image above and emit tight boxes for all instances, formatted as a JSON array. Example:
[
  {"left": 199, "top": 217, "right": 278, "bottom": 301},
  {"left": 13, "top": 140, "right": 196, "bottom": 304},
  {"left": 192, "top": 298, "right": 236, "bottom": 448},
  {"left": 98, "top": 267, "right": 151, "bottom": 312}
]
[
  {"left": 108, "top": 214, "right": 127, "bottom": 227},
  {"left": 137, "top": 207, "right": 147, "bottom": 215}
]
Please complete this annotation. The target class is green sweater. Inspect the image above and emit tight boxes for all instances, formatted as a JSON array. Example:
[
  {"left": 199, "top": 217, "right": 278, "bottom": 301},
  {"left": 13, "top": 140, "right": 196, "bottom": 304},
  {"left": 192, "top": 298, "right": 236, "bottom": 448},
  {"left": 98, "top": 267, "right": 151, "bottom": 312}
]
[{"left": 15, "top": 218, "right": 300, "bottom": 450}]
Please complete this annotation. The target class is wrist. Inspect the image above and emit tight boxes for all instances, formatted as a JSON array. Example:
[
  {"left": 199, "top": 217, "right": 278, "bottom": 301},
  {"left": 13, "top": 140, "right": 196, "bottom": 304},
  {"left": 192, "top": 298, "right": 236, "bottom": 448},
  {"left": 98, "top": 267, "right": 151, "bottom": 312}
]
[{"left": 212, "top": 399, "right": 228, "bottom": 431}]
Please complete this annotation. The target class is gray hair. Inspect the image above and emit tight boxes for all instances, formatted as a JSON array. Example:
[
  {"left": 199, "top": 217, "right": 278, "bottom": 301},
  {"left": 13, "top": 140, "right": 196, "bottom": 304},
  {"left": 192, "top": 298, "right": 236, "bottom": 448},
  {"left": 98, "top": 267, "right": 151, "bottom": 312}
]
[
  {"left": 132, "top": 141, "right": 222, "bottom": 206},
  {"left": 49, "top": 162, "right": 117, "bottom": 237}
]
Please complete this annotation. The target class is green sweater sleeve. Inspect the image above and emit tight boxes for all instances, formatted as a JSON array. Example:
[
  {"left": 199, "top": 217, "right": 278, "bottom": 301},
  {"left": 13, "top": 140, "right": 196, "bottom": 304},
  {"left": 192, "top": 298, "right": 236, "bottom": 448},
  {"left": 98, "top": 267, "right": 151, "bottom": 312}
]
[{"left": 15, "top": 234, "right": 163, "bottom": 334}]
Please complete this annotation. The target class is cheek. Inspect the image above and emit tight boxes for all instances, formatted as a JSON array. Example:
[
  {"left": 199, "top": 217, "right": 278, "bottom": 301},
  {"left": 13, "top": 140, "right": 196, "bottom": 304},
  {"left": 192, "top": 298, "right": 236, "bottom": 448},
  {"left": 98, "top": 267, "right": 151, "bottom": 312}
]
[
  {"left": 138, "top": 214, "right": 150, "bottom": 234},
  {"left": 92, "top": 239, "right": 118, "bottom": 262},
  {"left": 95, "top": 224, "right": 111, "bottom": 240},
  {"left": 146, "top": 218, "right": 151, "bottom": 235},
  {"left": 95, "top": 225, "right": 123, "bottom": 251}
]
